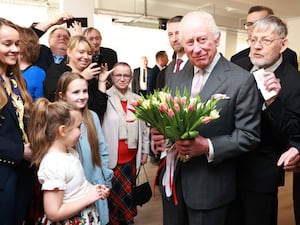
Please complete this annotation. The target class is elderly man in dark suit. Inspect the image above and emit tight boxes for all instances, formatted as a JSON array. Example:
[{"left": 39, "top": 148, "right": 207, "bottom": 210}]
[
  {"left": 231, "top": 5, "right": 298, "bottom": 69},
  {"left": 31, "top": 13, "right": 73, "bottom": 72},
  {"left": 226, "top": 16, "right": 300, "bottom": 225},
  {"left": 151, "top": 11, "right": 261, "bottom": 225},
  {"left": 83, "top": 27, "right": 118, "bottom": 89},
  {"left": 83, "top": 27, "right": 118, "bottom": 71}
]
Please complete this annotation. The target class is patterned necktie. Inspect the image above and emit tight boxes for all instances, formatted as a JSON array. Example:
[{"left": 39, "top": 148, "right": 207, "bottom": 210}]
[
  {"left": 175, "top": 58, "right": 183, "bottom": 72},
  {"left": 191, "top": 69, "right": 205, "bottom": 97}
]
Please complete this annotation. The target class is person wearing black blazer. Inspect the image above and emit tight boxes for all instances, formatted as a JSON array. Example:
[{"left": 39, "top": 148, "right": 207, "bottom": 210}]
[
  {"left": 83, "top": 27, "right": 118, "bottom": 89},
  {"left": 132, "top": 56, "right": 153, "bottom": 96},
  {"left": 152, "top": 11, "right": 261, "bottom": 225},
  {"left": 150, "top": 50, "right": 168, "bottom": 94},
  {"left": 0, "top": 18, "right": 34, "bottom": 225},
  {"left": 83, "top": 27, "right": 118, "bottom": 71},
  {"left": 226, "top": 16, "right": 300, "bottom": 225},
  {"left": 230, "top": 5, "right": 298, "bottom": 70},
  {"left": 155, "top": 16, "right": 188, "bottom": 90},
  {"left": 231, "top": 47, "right": 298, "bottom": 70},
  {"left": 31, "top": 14, "right": 73, "bottom": 73},
  {"left": 278, "top": 135, "right": 300, "bottom": 172},
  {"left": 43, "top": 35, "right": 109, "bottom": 121},
  {"left": 34, "top": 27, "right": 70, "bottom": 72},
  {"left": 31, "top": 26, "right": 71, "bottom": 72}
]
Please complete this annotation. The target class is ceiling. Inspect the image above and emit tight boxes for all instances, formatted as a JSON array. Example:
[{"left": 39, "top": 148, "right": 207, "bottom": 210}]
[{"left": 94, "top": 0, "right": 300, "bottom": 30}]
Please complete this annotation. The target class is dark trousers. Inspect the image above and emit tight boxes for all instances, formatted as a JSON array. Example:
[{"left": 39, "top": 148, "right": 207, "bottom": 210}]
[
  {"left": 0, "top": 164, "right": 34, "bottom": 225},
  {"left": 161, "top": 174, "right": 228, "bottom": 225},
  {"left": 226, "top": 190, "right": 278, "bottom": 225}
]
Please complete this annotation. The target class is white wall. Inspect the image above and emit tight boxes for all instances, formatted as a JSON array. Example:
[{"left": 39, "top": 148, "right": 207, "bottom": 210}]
[
  {"left": 0, "top": 2, "right": 240, "bottom": 69},
  {"left": 93, "top": 14, "right": 227, "bottom": 69},
  {"left": 93, "top": 14, "right": 173, "bottom": 69},
  {"left": 0, "top": 2, "right": 48, "bottom": 26},
  {"left": 287, "top": 18, "right": 300, "bottom": 60}
]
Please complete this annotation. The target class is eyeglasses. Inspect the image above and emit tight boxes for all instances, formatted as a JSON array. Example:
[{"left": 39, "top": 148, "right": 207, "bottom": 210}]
[
  {"left": 244, "top": 22, "right": 254, "bottom": 30},
  {"left": 249, "top": 37, "right": 284, "bottom": 46},
  {"left": 114, "top": 74, "right": 131, "bottom": 80},
  {"left": 51, "top": 33, "right": 70, "bottom": 41}
]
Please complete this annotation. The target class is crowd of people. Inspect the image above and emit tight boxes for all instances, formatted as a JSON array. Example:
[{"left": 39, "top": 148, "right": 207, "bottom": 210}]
[{"left": 0, "top": 5, "right": 300, "bottom": 225}]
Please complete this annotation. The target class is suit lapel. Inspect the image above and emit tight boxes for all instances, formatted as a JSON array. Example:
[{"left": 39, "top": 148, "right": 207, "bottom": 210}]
[{"left": 200, "top": 56, "right": 229, "bottom": 101}]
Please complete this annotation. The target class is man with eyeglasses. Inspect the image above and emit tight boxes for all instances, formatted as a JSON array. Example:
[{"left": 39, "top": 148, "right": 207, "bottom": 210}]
[
  {"left": 31, "top": 13, "right": 73, "bottom": 73},
  {"left": 83, "top": 27, "right": 118, "bottom": 89},
  {"left": 226, "top": 15, "right": 300, "bottom": 225},
  {"left": 231, "top": 5, "right": 298, "bottom": 69}
]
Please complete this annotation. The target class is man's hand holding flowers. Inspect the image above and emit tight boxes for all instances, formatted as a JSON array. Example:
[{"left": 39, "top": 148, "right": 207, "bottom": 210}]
[{"left": 175, "top": 135, "right": 209, "bottom": 160}]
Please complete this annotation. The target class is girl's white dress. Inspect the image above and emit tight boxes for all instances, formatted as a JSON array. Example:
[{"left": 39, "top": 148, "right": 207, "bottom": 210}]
[{"left": 38, "top": 148, "right": 100, "bottom": 225}]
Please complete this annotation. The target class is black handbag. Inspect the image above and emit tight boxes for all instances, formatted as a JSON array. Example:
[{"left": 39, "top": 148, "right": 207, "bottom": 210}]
[{"left": 132, "top": 165, "right": 152, "bottom": 206}]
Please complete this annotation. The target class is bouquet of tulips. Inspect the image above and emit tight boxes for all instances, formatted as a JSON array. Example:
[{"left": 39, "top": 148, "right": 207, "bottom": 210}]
[
  {"left": 127, "top": 88, "right": 224, "bottom": 142},
  {"left": 127, "top": 88, "right": 226, "bottom": 201}
]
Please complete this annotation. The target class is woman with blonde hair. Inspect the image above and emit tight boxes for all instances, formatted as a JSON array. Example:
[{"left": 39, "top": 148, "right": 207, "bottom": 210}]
[{"left": 44, "top": 35, "right": 110, "bottom": 120}]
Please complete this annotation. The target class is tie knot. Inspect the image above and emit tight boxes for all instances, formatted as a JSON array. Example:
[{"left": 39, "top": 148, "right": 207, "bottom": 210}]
[
  {"left": 175, "top": 58, "right": 183, "bottom": 72},
  {"left": 177, "top": 58, "right": 183, "bottom": 63},
  {"left": 196, "top": 68, "right": 205, "bottom": 76}
]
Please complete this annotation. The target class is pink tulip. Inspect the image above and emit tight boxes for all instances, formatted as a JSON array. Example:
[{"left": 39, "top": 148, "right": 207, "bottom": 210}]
[
  {"left": 181, "top": 96, "right": 187, "bottom": 106},
  {"left": 173, "top": 96, "right": 180, "bottom": 104},
  {"left": 168, "top": 109, "right": 175, "bottom": 118},
  {"left": 131, "top": 99, "right": 140, "bottom": 107},
  {"left": 202, "top": 116, "right": 212, "bottom": 124},
  {"left": 160, "top": 103, "right": 168, "bottom": 112},
  {"left": 188, "top": 103, "right": 195, "bottom": 112},
  {"left": 174, "top": 103, "right": 180, "bottom": 112}
]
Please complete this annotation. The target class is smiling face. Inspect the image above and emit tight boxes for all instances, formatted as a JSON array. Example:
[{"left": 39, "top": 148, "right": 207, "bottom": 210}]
[
  {"left": 48, "top": 28, "right": 70, "bottom": 55},
  {"left": 0, "top": 25, "right": 19, "bottom": 70},
  {"left": 181, "top": 12, "right": 220, "bottom": 69},
  {"left": 111, "top": 63, "right": 132, "bottom": 94},
  {"left": 61, "top": 78, "right": 89, "bottom": 111},
  {"left": 168, "top": 21, "right": 184, "bottom": 53},
  {"left": 67, "top": 40, "right": 93, "bottom": 72}
]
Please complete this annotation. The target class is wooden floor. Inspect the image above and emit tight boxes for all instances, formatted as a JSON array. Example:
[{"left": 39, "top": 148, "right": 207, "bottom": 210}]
[{"left": 134, "top": 160, "right": 296, "bottom": 225}]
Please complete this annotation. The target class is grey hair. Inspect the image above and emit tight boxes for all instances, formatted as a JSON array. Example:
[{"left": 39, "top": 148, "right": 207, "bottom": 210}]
[
  {"left": 252, "top": 15, "right": 288, "bottom": 38},
  {"left": 179, "top": 11, "right": 220, "bottom": 44}
]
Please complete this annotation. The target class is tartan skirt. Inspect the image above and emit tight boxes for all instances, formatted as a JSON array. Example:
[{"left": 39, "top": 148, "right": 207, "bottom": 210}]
[{"left": 108, "top": 160, "right": 137, "bottom": 225}]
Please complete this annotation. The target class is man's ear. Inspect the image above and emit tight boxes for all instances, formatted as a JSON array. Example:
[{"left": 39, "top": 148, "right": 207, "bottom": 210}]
[{"left": 280, "top": 38, "right": 288, "bottom": 54}]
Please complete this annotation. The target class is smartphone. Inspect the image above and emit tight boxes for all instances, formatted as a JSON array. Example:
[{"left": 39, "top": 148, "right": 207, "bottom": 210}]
[
  {"left": 66, "top": 17, "right": 88, "bottom": 28},
  {"left": 92, "top": 54, "right": 103, "bottom": 67}
]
